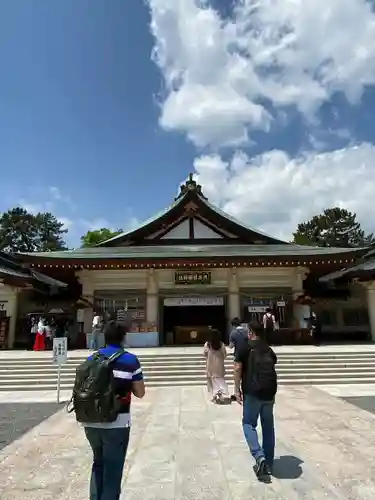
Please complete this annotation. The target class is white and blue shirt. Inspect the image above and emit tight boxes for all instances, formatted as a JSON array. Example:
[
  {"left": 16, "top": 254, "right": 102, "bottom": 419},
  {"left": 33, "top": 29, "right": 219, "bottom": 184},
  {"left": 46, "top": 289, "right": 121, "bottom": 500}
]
[{"left": 83, "top": 344, "right": 143, "bottom": 429}]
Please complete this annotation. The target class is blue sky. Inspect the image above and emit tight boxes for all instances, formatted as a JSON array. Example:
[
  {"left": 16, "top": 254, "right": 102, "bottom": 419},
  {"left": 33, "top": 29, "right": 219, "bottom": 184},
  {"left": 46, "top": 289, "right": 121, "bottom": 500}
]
[{"left": 1, "top": 0, "right": 375, "bottom": 246}]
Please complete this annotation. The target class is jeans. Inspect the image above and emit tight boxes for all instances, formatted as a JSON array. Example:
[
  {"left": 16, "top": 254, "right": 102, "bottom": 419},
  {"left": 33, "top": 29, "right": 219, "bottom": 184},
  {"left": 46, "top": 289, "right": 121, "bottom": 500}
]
[
  {"left": 242, "top": 394, "right": 275, "bottom": 465},
  {"left": 84, "top": 426, "right": 130, "bottom": 500},
  {"left": 91, "top": 330, "right": 100, "bottom": 350}
]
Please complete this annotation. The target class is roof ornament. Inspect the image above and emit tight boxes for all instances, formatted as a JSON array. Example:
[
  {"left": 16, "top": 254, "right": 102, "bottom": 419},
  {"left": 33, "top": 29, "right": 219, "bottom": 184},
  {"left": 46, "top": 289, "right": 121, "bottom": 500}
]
[{"left": 175, "top": 172, "right": 207, "bottom": 200}]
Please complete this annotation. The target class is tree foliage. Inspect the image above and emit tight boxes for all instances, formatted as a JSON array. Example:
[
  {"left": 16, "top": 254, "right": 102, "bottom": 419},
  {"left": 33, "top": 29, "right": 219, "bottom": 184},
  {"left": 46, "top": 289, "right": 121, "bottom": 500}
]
[
  {"left": 0, "top": 207, "right": 68, "bottom": 252},
  {"left": 293, "top": 207, "right": 375, "bottom": 248},
  {"left": 80, "top": 228, "right": 123, "bottom": 247}
]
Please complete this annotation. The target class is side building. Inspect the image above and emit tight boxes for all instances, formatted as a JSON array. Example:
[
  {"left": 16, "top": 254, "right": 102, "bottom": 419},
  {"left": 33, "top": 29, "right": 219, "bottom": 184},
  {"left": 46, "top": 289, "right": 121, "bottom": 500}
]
[{"left": 0, "top": 251, "right": 68, "bottom": 348}]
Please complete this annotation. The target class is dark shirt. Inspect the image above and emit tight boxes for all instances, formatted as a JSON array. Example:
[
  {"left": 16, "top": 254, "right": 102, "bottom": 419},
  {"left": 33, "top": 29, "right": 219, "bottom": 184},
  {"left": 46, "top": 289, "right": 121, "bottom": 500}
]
[
  {"left": 235, "top": 339, "right": 277, "bottom": 396},
  {"left": 229, "top": 326, "right": 248, "bottom": 355}
]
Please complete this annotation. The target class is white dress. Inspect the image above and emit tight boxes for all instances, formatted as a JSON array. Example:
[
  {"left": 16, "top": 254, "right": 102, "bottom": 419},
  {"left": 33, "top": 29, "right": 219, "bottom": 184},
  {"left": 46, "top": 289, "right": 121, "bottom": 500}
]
[{"left": 203, "top": 342, "right": 230, "bottom": 398}]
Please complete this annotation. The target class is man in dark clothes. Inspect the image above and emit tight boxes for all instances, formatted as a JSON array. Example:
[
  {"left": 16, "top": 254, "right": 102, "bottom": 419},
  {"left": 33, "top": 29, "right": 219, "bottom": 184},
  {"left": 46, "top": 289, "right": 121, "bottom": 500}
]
[
  {"left": 229, "top": 317, "right": 249, "bottom": 401},
  {"left": 234, "top": 321, "right": 277, "bottom": 480},
  {"left": 229, "top": 317, "right": 248, "bottom": 355}
]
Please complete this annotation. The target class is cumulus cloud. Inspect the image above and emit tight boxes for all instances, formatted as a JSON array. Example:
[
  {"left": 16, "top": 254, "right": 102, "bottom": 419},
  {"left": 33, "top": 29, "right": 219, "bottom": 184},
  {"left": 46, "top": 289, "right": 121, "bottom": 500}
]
[
  {"left": 149, "top": 0, "right": 375, "bottom": 147},
  {"left": 148, "top": 0, "right": 375, "bottom": 237},
  {"left": 193, "top": 143, "right": 375, "bottom": 240}
]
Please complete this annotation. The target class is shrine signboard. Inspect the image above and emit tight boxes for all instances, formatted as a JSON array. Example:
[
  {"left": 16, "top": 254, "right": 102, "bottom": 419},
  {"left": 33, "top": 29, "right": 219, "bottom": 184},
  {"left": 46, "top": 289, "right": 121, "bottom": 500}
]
[{"left": 174, "top": 271, "right": 211, "bottom": 285}]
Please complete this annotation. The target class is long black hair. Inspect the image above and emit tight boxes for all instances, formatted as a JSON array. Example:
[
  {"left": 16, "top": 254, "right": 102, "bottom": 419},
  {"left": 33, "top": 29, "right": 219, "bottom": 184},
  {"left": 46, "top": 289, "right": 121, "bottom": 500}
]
[{"left": 208, "top": 328, "right": 222, "bottom": 350}]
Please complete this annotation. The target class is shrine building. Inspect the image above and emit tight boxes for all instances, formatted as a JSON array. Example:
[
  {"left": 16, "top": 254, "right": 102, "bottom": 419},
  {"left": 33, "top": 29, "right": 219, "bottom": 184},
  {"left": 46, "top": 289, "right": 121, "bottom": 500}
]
[{"left": 0, "top": 175, "right": 372, "bottom": 348}]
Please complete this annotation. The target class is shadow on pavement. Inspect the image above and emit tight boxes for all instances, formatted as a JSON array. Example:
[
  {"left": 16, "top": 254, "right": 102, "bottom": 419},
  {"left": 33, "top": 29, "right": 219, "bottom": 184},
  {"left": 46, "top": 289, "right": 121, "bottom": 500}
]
[
  {"left": 272, "top": 455, "right": 304, "bottom": 479},
  {"left": 0, "top": 402, "right": 62, "bottom": 451}
]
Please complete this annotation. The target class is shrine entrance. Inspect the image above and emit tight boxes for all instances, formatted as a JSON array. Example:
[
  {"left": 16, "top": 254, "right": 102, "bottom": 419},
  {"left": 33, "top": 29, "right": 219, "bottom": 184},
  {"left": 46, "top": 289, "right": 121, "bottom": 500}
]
[{"left": 161, "top": 296, "right": 227, "bottom": 346}]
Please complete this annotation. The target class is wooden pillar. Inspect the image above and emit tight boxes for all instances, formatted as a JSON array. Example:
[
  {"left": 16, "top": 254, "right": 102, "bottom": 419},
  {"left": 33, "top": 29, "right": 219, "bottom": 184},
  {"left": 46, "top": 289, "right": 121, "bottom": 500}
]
[
  {"left": 0, "top": 285, "right": 18, "bottom": 348},
  {"left": 367, "top": 282, "right": 375, "bottom": 342},
  {"left": 292, "top": 268, "right": 309, "bottom": 327},
  {"left": 77, "top": 271, "right": 95, "bottom": 335},
  {"left": 146, "top": 269, "right": 158, "bottom": 325},
  {"left": 228, "top": 268, "right": 240, "bottom": 320}
]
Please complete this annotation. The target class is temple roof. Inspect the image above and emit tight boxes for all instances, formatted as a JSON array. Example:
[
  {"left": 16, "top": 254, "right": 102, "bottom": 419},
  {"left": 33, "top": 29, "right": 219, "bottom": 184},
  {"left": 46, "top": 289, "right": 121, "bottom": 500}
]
[
  {"left": 320, "top": 246, "right": 375, "bottom": 283},
  {"left": 22, "top": 244, "right": 361, "bottom": 260},
  {"left": 97, "top": 174, "right": 287, "bottom": 247},
  {"left": 0, "top": 251, "right": 67, "bottom": 288}
]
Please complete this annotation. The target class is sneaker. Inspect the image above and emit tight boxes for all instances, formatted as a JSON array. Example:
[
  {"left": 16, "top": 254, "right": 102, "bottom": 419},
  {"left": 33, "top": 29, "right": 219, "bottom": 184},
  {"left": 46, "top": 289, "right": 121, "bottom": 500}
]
[
  {"left": 253, "top": 457, "right": 270, "bottom": 480},
  {"left": 265, "top": 462, "right": 273, "bottom": 476}
]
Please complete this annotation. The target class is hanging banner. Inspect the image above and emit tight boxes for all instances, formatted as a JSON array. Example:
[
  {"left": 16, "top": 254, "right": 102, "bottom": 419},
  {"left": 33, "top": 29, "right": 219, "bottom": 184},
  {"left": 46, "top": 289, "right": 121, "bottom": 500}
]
[
  {"left": 174, "top": 271, "right": 211, "bottom": 285},
  {"left": 164, "top": 297, "right": 223, "bottom": 307}
]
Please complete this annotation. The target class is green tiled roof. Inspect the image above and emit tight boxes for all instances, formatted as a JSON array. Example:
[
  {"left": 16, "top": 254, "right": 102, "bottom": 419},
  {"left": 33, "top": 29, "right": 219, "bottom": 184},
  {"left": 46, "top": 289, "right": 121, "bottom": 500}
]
[
  {"left": 202, "top": 198, "right": 285, "bottom": 243},
  {"left": 320, "top": 257, "right": 375, "bottom": 282},
  {"left": 98, "top": 196, "right": 185, "bottom": 246},
  {"left": 22, "top": 244, "right": 361, "bottom": 260},
  {"left": 0, "top": 251, "right": 67, "bottom": 287},
  {"left": 98, "top": 191, "right": 286, "bottom": 246},
  {"left": 0, "top": 265, "right": 30, "bottom": 279}
]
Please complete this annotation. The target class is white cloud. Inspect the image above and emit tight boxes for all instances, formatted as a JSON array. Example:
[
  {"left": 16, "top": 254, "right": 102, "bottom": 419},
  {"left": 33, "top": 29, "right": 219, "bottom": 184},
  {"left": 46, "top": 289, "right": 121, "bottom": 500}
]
[
  {"left": 148, "top": 0, "right": 375, "bottom": 238},
  {"left": 193, "top": 143, "right": 375, "bottom": 240},
  {"left": 149, "top": 0, "right": 375, "bottom": 147}
]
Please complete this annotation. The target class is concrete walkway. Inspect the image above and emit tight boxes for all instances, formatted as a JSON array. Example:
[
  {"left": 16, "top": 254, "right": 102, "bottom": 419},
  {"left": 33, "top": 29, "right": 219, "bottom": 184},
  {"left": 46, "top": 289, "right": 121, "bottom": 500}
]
[{"left": 1, "top": 386, "right": 375, "bottom": 499}]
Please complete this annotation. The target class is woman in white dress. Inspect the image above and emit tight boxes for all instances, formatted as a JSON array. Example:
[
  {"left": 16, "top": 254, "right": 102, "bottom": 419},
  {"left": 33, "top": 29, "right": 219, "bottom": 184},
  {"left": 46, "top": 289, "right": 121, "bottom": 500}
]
[{"left": 203, "top": 329, "right": 231, "bottom": 404}]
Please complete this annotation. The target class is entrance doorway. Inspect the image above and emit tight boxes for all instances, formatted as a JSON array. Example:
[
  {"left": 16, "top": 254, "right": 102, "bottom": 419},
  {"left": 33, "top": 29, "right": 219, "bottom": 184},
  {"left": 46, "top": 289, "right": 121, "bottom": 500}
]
[{"left": 161, "top": 296, "right": 227, "bottom": 345}]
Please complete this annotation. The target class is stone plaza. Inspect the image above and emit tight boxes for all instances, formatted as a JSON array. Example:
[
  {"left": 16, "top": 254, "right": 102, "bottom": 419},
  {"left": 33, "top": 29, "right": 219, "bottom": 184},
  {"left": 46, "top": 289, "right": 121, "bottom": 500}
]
[{"left": 1, "top": 385, "right": 375, "bottom": 499}]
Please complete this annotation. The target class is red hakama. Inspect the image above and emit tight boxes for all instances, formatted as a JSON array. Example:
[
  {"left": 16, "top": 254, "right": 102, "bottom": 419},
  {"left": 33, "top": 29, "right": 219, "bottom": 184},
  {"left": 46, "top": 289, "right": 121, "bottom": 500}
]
[{"left": 33, "top": 332, "right": 46, "bottom": 351}]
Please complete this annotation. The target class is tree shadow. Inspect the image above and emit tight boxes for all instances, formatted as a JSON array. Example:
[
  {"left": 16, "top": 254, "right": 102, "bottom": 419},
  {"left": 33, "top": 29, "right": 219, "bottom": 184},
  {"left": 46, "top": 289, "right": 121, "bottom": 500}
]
[{"left": 272, "top": 455, "right": 304, "bottom": 479}]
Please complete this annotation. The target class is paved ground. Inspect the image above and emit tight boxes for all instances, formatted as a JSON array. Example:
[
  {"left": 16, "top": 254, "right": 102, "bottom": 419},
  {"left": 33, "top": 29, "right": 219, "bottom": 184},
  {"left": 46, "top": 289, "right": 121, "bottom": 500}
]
[{"left": 1, "top": 386, "right": 375, "bottom": 499}]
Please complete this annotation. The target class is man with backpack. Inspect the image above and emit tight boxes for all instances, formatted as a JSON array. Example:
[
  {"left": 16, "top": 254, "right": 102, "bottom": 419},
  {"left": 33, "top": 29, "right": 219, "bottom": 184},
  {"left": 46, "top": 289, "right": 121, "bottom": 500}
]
[
  {"left": 69, "top": 321, "right": 145, "bottom": 500},
  {"left": 233, "top": 321, "right": 277, "bottom": 481}
]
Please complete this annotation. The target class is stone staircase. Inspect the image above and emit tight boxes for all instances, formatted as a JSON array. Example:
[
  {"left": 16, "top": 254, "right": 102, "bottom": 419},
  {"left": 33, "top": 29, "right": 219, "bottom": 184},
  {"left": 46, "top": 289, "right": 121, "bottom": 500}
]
[{"left": 1, "top": 349, "right": 375, "bottom": 391}]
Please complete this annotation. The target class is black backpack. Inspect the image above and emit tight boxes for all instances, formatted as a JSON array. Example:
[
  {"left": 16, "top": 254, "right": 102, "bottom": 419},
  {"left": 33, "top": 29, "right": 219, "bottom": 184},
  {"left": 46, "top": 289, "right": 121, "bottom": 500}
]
[
  {"left": 247, "top": 344, "right": 277, "bottom": 401},
  {"left": 68, "top": 350, "right": 124, "bottom": 424}
]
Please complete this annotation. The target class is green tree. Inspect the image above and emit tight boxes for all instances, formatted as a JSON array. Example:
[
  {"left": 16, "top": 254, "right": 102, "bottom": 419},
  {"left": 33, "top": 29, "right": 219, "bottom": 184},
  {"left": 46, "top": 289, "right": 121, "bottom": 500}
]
[
  {"left": 0, "top": 207, "right": 68, "bottom": 252},
  {"left": 80, "top": 228, "right": 123, "bottom": 247},
  {"left": 293, "top": 207, "right": 375, "bottom": 248}
]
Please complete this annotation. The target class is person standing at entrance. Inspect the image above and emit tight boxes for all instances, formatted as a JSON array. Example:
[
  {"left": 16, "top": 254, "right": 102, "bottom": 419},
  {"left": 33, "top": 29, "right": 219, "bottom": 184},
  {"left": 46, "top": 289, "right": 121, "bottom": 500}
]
[
  {"left": 33, "top": 317, "right": 47, "bottom": 351},
  {"left": 233, "top": 321, "right": 277, "bottom": 480},
  {"left": 262, "top": 308, "right": 275, "bottom": 342}
]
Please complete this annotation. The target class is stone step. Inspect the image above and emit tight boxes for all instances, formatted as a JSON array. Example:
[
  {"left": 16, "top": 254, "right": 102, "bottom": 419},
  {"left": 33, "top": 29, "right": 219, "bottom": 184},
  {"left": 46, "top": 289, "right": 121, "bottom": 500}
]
[
  {"left": 1, "top": 359, "right": 375, "bottom": 373},
  {"left": 1, "top": 376, "right": 375, "bottom": 391},
  {"left": 2, "top": 354, "right": 375, "bottom": 367},
  {"left": 2, "top": 363, "right": 375, "bottom": 377},
  {"left": 1, "top": 352, "right": 375, "bottom": 365},
  {"left": 0, "top": 369, "right": 374, "bottom": 385}
]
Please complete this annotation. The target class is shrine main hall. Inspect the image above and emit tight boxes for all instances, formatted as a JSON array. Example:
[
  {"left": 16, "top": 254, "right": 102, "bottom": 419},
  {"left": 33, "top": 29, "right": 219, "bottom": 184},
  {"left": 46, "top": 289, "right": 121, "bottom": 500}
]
[{"left": 1, "top": 176, "right": 374, "bottom": 348}]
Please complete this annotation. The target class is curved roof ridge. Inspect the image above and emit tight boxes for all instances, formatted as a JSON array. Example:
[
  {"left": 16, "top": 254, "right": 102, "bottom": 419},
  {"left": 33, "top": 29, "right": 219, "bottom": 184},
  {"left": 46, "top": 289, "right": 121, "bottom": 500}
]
[
  {"left": 202, "top": 197, "right": 287, "bottom": 244},
  {"left": 97, "top": 177, "right": 287, "bottom": 246}
]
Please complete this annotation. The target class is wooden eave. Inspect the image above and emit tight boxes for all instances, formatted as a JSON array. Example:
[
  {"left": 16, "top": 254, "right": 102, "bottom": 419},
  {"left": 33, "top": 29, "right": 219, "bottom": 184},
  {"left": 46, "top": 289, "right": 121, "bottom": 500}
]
[{"left": 26, "top": 253, "right": 359, "bottom": 270}]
